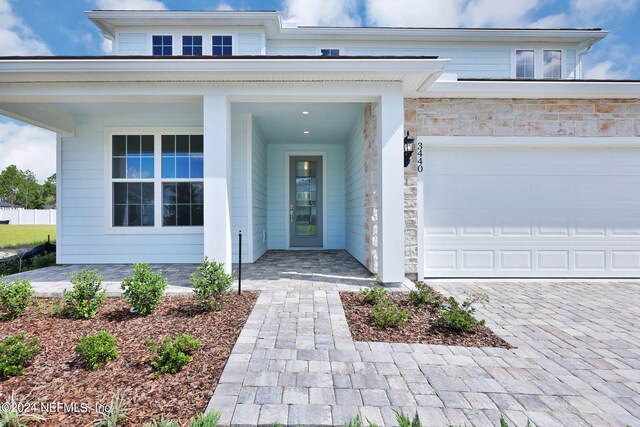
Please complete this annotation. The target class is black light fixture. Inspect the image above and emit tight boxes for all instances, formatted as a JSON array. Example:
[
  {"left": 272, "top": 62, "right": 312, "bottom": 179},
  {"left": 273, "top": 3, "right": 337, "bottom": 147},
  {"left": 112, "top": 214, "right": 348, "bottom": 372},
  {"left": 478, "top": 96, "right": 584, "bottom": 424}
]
[{"left": 404, "top": 131, "right": 415, "bottom": 167}]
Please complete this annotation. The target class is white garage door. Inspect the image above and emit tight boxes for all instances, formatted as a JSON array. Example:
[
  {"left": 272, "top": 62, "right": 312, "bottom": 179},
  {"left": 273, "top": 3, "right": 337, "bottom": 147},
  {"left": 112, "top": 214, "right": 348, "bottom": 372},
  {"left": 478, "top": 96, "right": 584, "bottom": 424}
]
[{"left": 422, "top": 143, "right": 640, "bottom": 278}]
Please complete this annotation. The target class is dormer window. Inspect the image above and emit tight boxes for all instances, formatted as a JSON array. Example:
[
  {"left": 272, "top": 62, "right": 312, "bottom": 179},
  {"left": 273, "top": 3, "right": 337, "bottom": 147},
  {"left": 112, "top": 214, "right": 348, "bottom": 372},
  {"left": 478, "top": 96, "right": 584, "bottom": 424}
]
[
  {"left": 515, "top": 50, "right": 534, "bottom": 79},
  {"left": 212, "top": 36, "right": 232, "bottom": 56},
  {"left": 182, "top": 36, "right": 202, "bottom": 56},
  {"left": 543, "top": 50, "right": 562, "bottom": 79},
  {"left": 152, "top": 35, "right": 172, "bottom": 56},
  {"left": 320, "top": 49, "right": 340, "bottom": 57}
]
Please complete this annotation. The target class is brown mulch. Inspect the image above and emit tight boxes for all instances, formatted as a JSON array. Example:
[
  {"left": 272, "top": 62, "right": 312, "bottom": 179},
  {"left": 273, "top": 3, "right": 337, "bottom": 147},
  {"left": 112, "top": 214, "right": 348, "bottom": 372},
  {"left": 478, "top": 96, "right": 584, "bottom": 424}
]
[
  {"left": 0, "top": 293, "right": 258, "bottom": 426},
  {"left": 340, "top": 290, "right": 512, "bottom": 348}
]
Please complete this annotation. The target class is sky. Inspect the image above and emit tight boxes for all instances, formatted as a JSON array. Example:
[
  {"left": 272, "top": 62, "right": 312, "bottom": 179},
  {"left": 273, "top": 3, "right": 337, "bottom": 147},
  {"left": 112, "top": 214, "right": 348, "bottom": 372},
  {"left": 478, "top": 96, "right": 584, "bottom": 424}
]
[{"left": 1, "top": 0, "right": 639, "bottom": 182}]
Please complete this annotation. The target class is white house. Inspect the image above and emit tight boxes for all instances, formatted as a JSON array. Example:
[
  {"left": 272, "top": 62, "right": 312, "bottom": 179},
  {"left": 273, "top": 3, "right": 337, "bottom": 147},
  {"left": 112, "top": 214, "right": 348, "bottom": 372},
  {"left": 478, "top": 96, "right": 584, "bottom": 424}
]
[{"left": 0, "top": 10, "right": 639, "bottom": 282}]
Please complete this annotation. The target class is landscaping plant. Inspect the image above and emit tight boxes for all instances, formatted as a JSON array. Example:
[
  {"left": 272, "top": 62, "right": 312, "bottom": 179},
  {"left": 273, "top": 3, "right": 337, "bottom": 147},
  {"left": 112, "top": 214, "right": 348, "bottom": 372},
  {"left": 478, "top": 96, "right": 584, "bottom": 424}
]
[
  {"left": 360, "top": 286, "right": 388, "bottom": 305},
  {"left": 63, "top": 267, "right": 106, "bottom": 319},
  {"left": 395, "top": 410, "right": 422, "bottom": 427},
  {"left": 29, "top": 251, "right": 57, "bottom": 270},
  {"left": 143, "top": 418, "right": 179, "bottom": 427},
  {"left": 0, "top": 333, "right": 39, "bottom": 379},
  {"left": 121, "top": 263, "right": 168, "bottom": 315},
  {"left": 409, "top": 283, "right": 443, "bottom": 312},
  {"left": 74, "top": 331, "right": 119, "bottom": 370},
  {"left": 371, "top": 299, "right": 409, "bottom": 329},
  {"left": 187, "top": 410, "right": 221, "bottom": 427},
  {"left": 437, "top": 293, "right": 488, "bottom": 332},
  {"left": 190, "top": 257, "right": 233, "bottom": 311},
  {"left": 92, "top": 391, "right": 130, "bottom": 427},
  {"left": 147, "top": 333, "right": 201, "bottom": 375},
  {"left": 0, "top": 278, "right": 34, "bottom": 320},
  {"left": 0, "top": 392, "right": 46, "bottom": 427}
]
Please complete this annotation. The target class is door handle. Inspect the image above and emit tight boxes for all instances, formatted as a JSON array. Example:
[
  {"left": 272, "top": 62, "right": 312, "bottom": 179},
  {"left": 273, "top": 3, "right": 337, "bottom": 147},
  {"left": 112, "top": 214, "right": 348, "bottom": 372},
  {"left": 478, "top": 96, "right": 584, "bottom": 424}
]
[{"left": 290, "top": 205, "right": 294, "bottom": 223}]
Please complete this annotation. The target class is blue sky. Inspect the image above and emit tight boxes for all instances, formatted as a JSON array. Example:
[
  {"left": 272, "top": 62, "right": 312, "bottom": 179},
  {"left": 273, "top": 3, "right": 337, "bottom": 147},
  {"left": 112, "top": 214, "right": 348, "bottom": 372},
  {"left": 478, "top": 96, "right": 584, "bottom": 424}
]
[{"left": 0, "top": 0, "right": 639, "bottom": 181}]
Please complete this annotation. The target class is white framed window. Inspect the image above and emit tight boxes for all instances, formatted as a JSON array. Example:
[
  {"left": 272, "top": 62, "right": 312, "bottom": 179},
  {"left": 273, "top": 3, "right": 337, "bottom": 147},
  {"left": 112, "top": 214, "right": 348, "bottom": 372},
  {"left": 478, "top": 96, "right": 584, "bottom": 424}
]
[
  {"left": 515, "top": 49, "right": 535, "bottom": 79},
  {"left": 543, "top": 50, "right": 562, "bottom": 79},
  {"left": 152, "top": 35, "right": 172, "bottom": 56},
  {"left": 182, "top": 35, "right": 203, "bottom": 56},
  {"left": 104, "top": 128, "right": 204, "bottom": 234},
  {"left": 320, "top": 48, "right": 340, "bottom": 57},
  {"left": 212, "top": 35, "right": 232, "bottom": 56}
]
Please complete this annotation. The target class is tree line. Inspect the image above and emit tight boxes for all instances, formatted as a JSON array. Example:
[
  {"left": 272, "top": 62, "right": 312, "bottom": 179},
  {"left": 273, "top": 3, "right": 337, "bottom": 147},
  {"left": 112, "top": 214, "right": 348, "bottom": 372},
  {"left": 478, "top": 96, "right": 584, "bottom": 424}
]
[{"left": 0, "top": 165, "right": 56, "bottom": 209}]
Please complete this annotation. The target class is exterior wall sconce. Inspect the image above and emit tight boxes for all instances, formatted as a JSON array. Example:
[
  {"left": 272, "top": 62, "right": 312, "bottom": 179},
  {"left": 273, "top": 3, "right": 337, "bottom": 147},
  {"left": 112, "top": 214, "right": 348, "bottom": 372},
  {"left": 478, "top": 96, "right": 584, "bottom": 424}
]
[{"left": 404, "top": 131, "right": 415, "bottom": 167}]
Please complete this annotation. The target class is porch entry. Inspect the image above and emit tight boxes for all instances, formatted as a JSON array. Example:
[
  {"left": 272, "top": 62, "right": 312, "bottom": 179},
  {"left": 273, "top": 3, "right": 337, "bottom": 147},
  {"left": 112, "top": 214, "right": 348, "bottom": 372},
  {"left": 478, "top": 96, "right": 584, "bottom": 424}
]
[{"left": 289, "top": 156, "right": 323, "bottom": 247}]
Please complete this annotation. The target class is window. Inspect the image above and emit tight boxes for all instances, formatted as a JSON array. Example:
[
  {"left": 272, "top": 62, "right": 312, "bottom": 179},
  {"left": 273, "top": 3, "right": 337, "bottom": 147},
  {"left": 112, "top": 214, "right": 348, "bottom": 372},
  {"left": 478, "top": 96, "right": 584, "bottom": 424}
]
[
  {"left": 182, "top": 35, "right": 202, "bottom": 56},
  {"left": 212, "top": 35, "right": 232, "bottom": 56},
  {"left": 152, "top": 35, "right": 172, "bottom": 56},
  {"left": 109, "top": 132, "right": 203, "bottom": 229},
  {"left": 320, "top": 49, "right": 340, "bottom": 57},
  {"left": 543, "top": 50, "right": 562, "bottom": 79},
  {"left": 515, "top": 50, "right": 534, "bottom": 79}
]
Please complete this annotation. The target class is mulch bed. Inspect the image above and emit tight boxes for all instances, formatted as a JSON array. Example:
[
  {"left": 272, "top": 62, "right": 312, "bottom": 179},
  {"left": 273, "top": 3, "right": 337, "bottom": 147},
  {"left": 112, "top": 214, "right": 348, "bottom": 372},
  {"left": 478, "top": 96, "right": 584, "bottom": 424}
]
[
  {"left": 340, "top": 290, "right": 511, "bottom": 348},
  {"left": 0, "top": 293, "right": 258, "bottom": 426}
]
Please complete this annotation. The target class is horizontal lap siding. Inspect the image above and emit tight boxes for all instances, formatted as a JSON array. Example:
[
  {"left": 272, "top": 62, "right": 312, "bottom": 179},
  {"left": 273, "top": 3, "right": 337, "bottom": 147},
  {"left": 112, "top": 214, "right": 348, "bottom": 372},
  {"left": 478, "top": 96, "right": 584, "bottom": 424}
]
[
  {"left": 60, "top": 110, "right": 203, "bottom": 264},
  {"left": 252, "top": 121, "right": 268, "bottom": 261},
  {"left": 345, "top": 112, "right": 366, "bottom": 265},
  {"left": 231, "top": 115, "right": 249, "bottom": 263}
]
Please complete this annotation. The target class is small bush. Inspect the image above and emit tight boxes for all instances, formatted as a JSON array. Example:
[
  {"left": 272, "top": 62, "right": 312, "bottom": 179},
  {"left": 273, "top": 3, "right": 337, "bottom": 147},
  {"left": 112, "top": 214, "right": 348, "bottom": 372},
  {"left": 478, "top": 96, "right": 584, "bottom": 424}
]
[
  {"left": 0, "top": 279, "right": 34, "bottom": 320},
  {"left": 29, "top": 252, "right": 57, "bottom": 270},
  {"left": 191, "top": 257, "right": 233, "bottom": 311},
  {"left": 371, "top": 299, "right": 409, "bottom": 329},
  {"left": 437, "top": 294, "right": 487, "bottom": 332},
  {"left": 188, "top": 410, "right": 221, "bottom": 427},
  {"left": 360, "top": 286, "right": 388, "bottom": 305},
  {"left": 409, "top": 283, "right": 443, "bottom": 312},
  {"left": 147, "top": 333, "right": 201, "bottom": 375},
  {"left": 92, "top": 391, "right": 129, "bottom": 427},
  {"left": 75, "top": 331, "right": 119, "bottom": 370},
  {"left": 0, "top": 333, "right": 39, "bottom": 379},
  {"left": 143, "top": 418, "right": 179, "bottom": 427},
  {"left": 395, "top": 410, "right": 422, "bottom": 427},
  {"left": 121, "top": 263, "right": 168, "bottom": 315},
  {"left": 0, "top": 392, "right": 46, "bottom": 426},
  {"left": 63, "top": 267, "right": 106, "bottom": 319}
]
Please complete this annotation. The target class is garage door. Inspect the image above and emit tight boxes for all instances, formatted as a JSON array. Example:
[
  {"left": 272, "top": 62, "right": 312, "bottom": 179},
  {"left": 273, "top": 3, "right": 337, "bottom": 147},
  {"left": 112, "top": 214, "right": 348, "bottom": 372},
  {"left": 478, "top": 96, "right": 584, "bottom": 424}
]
[{"left": 422, "top": 144, "right": 640, "bottom": 278}]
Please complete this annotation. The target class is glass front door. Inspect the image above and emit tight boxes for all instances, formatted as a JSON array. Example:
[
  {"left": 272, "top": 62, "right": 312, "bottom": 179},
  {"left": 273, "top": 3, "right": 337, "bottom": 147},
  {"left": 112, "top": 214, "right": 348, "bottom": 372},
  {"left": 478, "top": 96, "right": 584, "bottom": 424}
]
[{"left": 289, "top": 156, "right": 323, "bottom": 247}]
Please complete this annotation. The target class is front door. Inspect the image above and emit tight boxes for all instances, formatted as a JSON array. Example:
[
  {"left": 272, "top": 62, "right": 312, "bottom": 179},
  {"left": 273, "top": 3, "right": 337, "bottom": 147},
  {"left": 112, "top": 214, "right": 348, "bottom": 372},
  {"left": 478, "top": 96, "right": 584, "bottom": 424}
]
[{"left": 289, "top": 156, "right": 323, "bottom": 247}]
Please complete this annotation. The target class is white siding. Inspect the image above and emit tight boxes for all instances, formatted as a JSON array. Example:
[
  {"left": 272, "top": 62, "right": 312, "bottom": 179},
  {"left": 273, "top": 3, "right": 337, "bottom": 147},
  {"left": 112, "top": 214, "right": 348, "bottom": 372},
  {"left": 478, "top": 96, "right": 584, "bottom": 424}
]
[
  {"left": 566, "top": 49, "right": 577, "bottom": 79},
  {"left": 237, "top": 32, "right": 264, "bottom": 55},
  {"left": 251, "top": 120, "right": 268, "bottom": 261},
  {"left": 344, "top": 110, "right": 365, "bottom": 265},
  {"left": 230, "top": 114, "right": 250, "bottom": 263},
  {"left": 59, "top": 105, "right": 203, "bottom": 264},
  {"left": 116, "top": 33, "right": 146, "bottom": 55}
]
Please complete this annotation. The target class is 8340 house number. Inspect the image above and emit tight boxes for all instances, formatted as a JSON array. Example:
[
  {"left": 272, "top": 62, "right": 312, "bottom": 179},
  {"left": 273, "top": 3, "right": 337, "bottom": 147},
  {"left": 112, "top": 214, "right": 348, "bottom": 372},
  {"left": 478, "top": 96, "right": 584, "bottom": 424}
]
[{"left": 416, "top": 141, "right": 424, "bottom": 173}]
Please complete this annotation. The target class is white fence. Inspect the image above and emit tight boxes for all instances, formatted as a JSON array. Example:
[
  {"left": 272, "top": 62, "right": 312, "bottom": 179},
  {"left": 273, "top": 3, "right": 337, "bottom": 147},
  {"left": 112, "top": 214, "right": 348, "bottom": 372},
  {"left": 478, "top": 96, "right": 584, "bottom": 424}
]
[{"left": 0, "top": 209, "right": 56, "bottom": 225}]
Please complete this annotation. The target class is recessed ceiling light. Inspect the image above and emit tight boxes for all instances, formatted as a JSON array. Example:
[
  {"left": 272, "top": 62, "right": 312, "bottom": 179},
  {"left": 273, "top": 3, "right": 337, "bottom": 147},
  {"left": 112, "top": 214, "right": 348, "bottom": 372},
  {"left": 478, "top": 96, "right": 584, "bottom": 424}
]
[
  {"left": 302, "top": 111, "right": 310, "bottom": 115},
  {"left": 303, "top": 130, "right": 310, "bottom": 134}
]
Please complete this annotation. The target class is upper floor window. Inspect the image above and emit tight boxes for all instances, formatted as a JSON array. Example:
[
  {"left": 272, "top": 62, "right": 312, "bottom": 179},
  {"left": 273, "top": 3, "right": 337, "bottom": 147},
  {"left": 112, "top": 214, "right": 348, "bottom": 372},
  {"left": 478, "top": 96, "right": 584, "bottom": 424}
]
[
  {"left": 320, "top": 49, "right": 340, "bottom": 57},
  {"left": 152, "top": 35, "right": 172, "bottom": 56},
  {"left": 515, "top": 50, "right": 534, "bottom": 79},
  {"left": 543, "top": 50, "right": 562, "bottom": 79},
  {"left": 212, "top": 35, "right": 232, "bottom": 56},
  {"left": 182, "top": 35, "right": 202, "bottom": 56}
]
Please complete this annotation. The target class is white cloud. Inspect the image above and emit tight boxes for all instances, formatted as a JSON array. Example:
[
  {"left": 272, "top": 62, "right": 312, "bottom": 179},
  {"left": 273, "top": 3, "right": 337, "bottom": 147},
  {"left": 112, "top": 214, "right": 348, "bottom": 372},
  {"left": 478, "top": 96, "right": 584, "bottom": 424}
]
[
  {"left": 584, "top": 60, "right": 631, "bottom": 79},
  {"left": 0, "top": 0, "right": 50, "bottom": 55},
  {"left": 95, "top": 0, "right": 167, "bottom": 10},
  {"left": 284, "top": 0, "right": 360, "bottom": 26},
  {"left": 0, "top": 121, "right": 56, "bottom": 183},
  {"left": 101, "top": 37, "right": 112, "bottom": 54},
  {"left": 217, "top": 2, "right": 234, "bottom": 11},
  {"left": 569, "top": 0, "right": 639, "bottom": 25}
]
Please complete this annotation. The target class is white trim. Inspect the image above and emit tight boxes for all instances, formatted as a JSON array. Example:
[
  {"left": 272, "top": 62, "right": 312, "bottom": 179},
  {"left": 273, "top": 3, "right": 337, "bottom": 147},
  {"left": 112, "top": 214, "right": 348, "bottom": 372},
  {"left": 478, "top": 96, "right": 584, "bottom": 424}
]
[
  {"left": 416, "top": 143, "right": 425, "bottom": 281},
  {"left": 103, "top": 126, "right": 204, "bottom": 235},
  {"left": 419, "top": 136, "right": 640, "bottom": 148},
  {"left": 284, "top": 151, "right": 328, "bottom": 249},
  {"left": 55, "top": 133, "right": 63, "bottom": 264},
  {"left": 245, "top": 115, "right": 254, "bottom": 263}
]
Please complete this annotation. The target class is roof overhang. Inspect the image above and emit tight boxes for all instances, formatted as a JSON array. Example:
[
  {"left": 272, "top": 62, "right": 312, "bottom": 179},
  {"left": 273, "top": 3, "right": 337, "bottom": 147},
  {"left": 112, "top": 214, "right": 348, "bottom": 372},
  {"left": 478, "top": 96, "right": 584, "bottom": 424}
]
[
  {"left": 425, "top": 78, "right": 640, "bottom": 99},
  {"left": 0, "top": 56, "right": 449, "bottom": 97}
]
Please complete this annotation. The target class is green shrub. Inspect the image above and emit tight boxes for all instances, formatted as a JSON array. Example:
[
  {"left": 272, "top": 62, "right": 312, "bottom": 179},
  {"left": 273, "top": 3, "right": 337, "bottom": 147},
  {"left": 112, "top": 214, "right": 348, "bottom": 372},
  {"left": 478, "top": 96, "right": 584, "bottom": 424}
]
[
  {"left": 188, "top": 410, "right": 221, "bottom": 427},
  {"left": 437, "top": 295, "right": 487, "bottom": 332},
  {"left": 0, "top": 333, "right": 39, "bottom": 379},
  {"left": 121, "top": 263, "right": 168, "bottom": 315},
  {"left": 147, "top": 333, "right": 201, "bottom": 375},
  {"left": 29, "top": 252, "right": 57, "bottom": 270},
  {"left": 409, "top": 283, "right": 443, "bottom": 312},
  {"left": 0, "top": 279, "right": 34, "bottom": 320},
  {"left": 371, "top": 299, "right": 409, "bottom": 329},
  {"left": 74, "top": 331, "right": 119, "bottom": 370},
  {"left": 63, "top": 267, "right": 106, "bottom": 319},
  {"left": 191, "top": 257, "right": 233, "bottom": 311},
  {"left": 395, "top": 410, "right": 422, "bottom": 427},
  {"left": 0, "top": 392, "right": 46, "bottom": 426},
  {"left": 360, "top": 286, "right": 388, "bottom": 305},
  {"left": 92, "top": 391, "right": 129, "bottom": 427},
  {"left": 143, "top": 418, "right": 179, "bottom": 427}
]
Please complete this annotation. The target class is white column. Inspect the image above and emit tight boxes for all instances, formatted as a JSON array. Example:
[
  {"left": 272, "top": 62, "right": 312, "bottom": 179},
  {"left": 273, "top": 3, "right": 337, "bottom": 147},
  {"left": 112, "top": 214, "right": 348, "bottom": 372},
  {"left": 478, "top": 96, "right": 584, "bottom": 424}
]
[
  {"left": 376, "top": 87, "right": 406, "bottom": 283},
  {"left": 203, "top": 95, "right": 233, "bottom": 273}
]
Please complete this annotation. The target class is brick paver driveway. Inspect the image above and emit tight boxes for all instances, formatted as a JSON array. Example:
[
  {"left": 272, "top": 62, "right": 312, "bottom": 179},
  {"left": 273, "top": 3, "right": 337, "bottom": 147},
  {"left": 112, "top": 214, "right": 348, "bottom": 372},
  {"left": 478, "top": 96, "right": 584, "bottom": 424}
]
[{"left": 209, "top": 261, "right": 640, "bottom": 426}]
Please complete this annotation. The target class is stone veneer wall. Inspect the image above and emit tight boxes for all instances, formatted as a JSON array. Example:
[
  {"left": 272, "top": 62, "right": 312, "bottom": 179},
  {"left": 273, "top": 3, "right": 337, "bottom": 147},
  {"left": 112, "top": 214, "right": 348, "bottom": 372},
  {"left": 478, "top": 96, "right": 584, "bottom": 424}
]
[
  {"left": 363, "top": 103, "right": 378, "bottom": 273},
  {"left": 402, "top": 98, "right": 640, "bottom": 277}
]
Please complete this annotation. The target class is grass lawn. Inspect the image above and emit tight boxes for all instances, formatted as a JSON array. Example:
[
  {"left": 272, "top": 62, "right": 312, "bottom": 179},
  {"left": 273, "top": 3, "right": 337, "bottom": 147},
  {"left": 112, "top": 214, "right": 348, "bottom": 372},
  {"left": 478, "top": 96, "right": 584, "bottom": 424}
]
[{"left": 0, "top": 225, "right": 56, "bottom": 249}]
